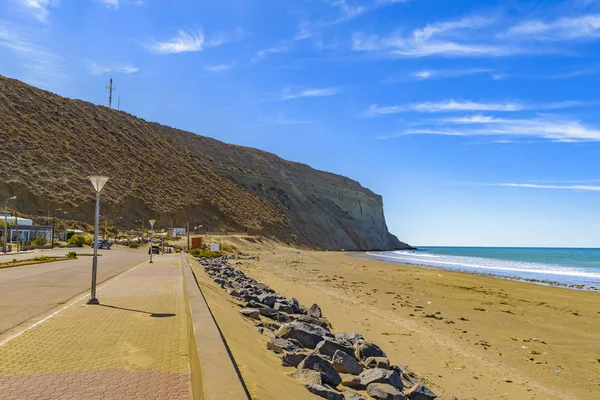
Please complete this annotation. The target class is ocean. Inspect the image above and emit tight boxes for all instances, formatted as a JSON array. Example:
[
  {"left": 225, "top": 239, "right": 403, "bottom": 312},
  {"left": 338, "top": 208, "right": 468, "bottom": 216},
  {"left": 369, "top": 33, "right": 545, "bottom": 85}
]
[{"left": 362, "top": 247, "right": 600, "bottom": 291}]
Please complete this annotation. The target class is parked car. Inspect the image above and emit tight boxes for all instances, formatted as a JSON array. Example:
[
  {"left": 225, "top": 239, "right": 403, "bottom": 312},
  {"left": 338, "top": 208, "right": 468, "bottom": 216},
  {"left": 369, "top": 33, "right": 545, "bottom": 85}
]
[
  {"left": 92, "top": 239, "right": 112, "bottom": 249},
  {"left": 148, "top": 245, "right": 160, "bottom": 255}
]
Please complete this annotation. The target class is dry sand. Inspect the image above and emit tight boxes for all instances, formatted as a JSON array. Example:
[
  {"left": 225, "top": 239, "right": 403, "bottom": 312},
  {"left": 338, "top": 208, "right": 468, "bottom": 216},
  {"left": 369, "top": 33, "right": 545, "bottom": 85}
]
[{"left": 192, "top": 236, "right": 600, "bottom": 399}]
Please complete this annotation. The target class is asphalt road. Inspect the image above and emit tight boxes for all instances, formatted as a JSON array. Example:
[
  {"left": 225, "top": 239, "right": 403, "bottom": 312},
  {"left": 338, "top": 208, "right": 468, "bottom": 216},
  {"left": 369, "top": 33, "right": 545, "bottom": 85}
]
[{"left": 0, "top": 247, "right": 149, "bottom": 334}]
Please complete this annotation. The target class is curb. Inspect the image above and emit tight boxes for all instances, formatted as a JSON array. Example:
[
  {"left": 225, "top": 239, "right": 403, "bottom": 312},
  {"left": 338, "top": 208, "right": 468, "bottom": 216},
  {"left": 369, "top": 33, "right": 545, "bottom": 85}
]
[{"left": 182, "top": 254, "right": 250, "bottom": 400}]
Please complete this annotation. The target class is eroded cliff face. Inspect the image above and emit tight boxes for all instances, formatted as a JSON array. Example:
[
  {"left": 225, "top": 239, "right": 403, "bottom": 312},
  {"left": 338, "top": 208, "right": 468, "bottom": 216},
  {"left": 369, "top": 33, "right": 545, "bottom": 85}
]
[{"left": 0, "top": 75, "right": 410, "bottom": 250}]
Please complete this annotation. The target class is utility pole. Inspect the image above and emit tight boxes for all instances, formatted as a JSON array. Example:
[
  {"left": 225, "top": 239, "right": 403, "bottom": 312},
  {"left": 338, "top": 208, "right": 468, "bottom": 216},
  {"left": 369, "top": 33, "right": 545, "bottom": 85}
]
[
  {"left": 106, "top": 78, "right": 115, "bottom": 108},
  {"left": 186, "top": 220, "right": 190, "bottom": 250}
]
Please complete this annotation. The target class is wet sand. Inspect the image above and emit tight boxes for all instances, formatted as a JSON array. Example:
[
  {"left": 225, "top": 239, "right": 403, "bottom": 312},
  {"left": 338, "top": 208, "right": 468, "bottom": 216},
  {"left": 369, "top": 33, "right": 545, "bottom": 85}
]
[{"left": 194, "top": 236, "right": 600, "bottom": 399}]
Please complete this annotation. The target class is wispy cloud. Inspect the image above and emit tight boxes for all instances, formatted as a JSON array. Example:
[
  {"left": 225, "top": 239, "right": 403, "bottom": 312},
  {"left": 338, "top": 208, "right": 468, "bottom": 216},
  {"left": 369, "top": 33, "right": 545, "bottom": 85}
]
[
  {"left": 266, "top": 114, "right": 316, "bottom": 125},
  {"left": 204, "top": 61, "right": 237, "bottom": 72},
  {"left": 149, "top": 29, "right": 205, "bottom": 54},
  {"left": 87, "top": 61, "right": 138, "bottom": 75},
  {"left": 352, "top": 16, "right": 526, "bottom": 57},
  {"left": 484, "top": 183, "right": 600, "bottom": 192},
  {"left": 366, "top": 100, "right": 585, "bottom": 115},
  {"left": 18, "top": 0, "right": 57, "bottom": 22},
  {"left": 253, "top": 43, "right": 291, "bottom": 62},
  {"left": 0, "top": 19, "right": 65, "bottom": 87},
  {"left": 280, "top": 86, "right": 340, "bottom": 100},
  {"left": 378, "top": 114, "right": 600, "bottom": 142},
  {"left": 410, "top": 68, "right": 494, "bottom": 80},
  {"left": 503, "top": 14, "right": 600, "bottom": 41},
  {"left": 98, "top": 0, "right": 144, "bottom": 8}
]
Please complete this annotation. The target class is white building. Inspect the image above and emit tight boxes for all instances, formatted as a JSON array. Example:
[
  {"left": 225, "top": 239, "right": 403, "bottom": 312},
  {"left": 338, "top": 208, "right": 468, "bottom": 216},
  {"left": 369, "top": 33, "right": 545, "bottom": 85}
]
[{"left": 0, "top": 214, "right": 52, "bottom": 243}]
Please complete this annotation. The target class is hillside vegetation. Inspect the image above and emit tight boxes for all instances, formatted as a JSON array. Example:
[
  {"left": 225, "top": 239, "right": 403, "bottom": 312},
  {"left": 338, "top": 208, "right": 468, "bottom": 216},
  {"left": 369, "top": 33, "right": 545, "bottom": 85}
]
[{"left": 0, "top": 75, "right": 409, "bottom": 250}]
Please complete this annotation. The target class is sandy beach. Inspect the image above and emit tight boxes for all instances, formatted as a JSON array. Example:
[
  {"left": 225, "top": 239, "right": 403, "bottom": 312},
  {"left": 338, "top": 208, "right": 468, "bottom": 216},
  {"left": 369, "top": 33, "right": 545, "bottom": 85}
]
[{"left": 191, "top": 236, "right": 600, "bottom": 399}]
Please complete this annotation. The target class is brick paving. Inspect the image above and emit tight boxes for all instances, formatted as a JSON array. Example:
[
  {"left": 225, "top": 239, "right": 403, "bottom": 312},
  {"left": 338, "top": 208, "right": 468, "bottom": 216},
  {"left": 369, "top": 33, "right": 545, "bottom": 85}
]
[{"left": 0, "top": 255, "right": 191, "bottom": 400}]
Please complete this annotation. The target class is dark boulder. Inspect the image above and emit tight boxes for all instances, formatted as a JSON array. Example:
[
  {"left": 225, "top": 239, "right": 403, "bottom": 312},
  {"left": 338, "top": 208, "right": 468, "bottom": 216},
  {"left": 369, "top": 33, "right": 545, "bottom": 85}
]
[
  {"left": 363, "top": 357, "right": 390, "bottom": 369},
  {"left": 297, "top": 354, "right": 342, "bottom": 386},
  {"left": 316, "top": 338, "right": 355, "bottom": 358},
  {"left": 277, "top": 322, "right": 334, "bottom": 349},
  {"left": 367, "top": 383, "right": 407, "bottom": 400},
  {"left": 282, "top": 352, "right": 309, "bottom": 367},
  {"left": 405, "top": 384, "right": 438, "bottom": 400},
  {"left": 305, "top": 384, "right": 344, "bottom": 400},
  {"left": 355, "top": 341, "right": 387, "bottom": 361},
  {"left": 309, "top": 303, "right": 323, "bottom": 318},
  {"left": 239, "top": 308, "right": 260, "bottom": 320},
  {"left": 257, "top": 293, "right": 277, "bottom": 307},
  {"left": 335, "top": 332, "right": 364, "bottom": 345},
  {"left": 358, "top": 368, "right": 403, "bottom": 389},
  {"left": 266, "top": 338, "right": 301, "bottom": 354},
  {"left": 332, "top": 350, "right": 364, "bottom": 375}
]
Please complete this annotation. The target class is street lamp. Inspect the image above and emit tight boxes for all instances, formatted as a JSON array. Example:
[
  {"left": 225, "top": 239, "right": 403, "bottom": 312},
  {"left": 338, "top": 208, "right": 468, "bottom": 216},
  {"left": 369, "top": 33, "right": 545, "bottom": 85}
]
[
  {"left": 88, "top": 176, "right": 109, "bottom": 305},
  {"left": 149, "top": 219, "right": 156, "bottom": 263},
  {"left": 3, "top": 196, "right": 17, "bottom": 254},
  {"left": 51, "top": 208, "right": 62, "bottom": 249}
]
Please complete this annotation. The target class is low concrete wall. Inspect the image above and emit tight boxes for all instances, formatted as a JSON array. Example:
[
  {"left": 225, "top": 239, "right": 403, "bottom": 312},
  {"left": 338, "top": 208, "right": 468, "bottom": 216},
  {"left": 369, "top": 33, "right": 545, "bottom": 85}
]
[{"left": 181, "top": 254, "right": 249, "bottom": 400}]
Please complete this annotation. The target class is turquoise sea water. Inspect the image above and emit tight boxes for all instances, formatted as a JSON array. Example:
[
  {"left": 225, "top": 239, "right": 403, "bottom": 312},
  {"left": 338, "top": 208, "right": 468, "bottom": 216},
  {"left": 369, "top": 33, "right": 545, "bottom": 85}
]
[{"left": 362, "top": 247, "right": 600, "bottom": 290}]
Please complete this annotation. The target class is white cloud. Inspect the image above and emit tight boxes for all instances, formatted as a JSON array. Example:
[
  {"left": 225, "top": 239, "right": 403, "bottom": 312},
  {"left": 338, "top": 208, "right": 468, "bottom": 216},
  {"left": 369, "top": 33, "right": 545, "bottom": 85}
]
[
  {"left": 253, "top": 43, "right": 291, "bottom": 62},
  {"left": 204, "top": 61, "right": 237, "bottom": 72},
  {"left": 504, "top": 14, "right": 600, "bottom": 40},
  {"left": 295, "top": 21, "right": 314, "bottom": 40},
  {"left": 98, "top": 0, "right": 144, "bottom": 8},
  {"left": 331, "top": 0, "right": 366, "bottom": 22},
  {"left": 410, "top": 68, "right": 493, "bottom": 80},
  {"left": 366, "top": 99, "right": 586, "bottom": 115},
  {"left": 352, "top": 16, "right": 526, "bottom": 57},
  {"left": 379, "top": 114, "right": 600, "bottom": 142},
  {"left": 149, "top": 29, "right": 205, "bottom": 54},
  {"left": 87, "top": 61, "right": 138, "bottom": 74},
  {"left": 281, "top": 87, "right": 340, "bottom": 100},
  {"left": 99, "top": 0, "right": 119, "bottom": 7},
  {"left": 485, "top": 183, "right": 600, "bottom": 192},
  {"left": 18, "top": 0, "right": 57, "bottom": 22},
  {"left": 267, "top": 115, "right": 316, "bottom": 125}
]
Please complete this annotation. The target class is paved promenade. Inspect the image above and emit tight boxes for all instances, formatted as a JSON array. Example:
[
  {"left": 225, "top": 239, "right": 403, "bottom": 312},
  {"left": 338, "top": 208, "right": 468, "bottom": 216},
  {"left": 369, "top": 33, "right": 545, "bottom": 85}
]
[{"left": 0, "top": 255, "right": 191, "bottom": 400}]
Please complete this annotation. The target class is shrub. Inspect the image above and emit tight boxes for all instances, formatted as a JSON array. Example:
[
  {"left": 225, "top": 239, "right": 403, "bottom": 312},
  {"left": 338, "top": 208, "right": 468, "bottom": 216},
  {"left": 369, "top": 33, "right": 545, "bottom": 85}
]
[
  {"left": 68, "top": 235, "right": 89, "bottom": 247},
  {"left": 66, "top": 251, "right": 77, "bottom": 259},
  {"left": 189, "top": 249, "right": 222, "bottom": 258},
  {"left": 32, "top": 237, "right": 47, "bottom": 246},
  {"left": 31, "top": 256, "right": 51, "bottom": 262},
  {"left": 128, "top": 243, "right": 139, "bottom": 249}
]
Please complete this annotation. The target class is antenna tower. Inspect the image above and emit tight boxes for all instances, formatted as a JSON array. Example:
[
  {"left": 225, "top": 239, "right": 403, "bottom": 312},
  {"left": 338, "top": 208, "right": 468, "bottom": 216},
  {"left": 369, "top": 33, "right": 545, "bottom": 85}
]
[{"left": 105, "top": 78, "right": 115, "bottom": 108}]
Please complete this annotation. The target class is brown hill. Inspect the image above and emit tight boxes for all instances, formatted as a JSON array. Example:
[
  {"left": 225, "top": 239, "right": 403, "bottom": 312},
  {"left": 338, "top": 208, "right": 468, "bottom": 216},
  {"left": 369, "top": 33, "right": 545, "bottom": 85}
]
[{"left": 0, "top": 75, "right": 409, "bottom": 250}]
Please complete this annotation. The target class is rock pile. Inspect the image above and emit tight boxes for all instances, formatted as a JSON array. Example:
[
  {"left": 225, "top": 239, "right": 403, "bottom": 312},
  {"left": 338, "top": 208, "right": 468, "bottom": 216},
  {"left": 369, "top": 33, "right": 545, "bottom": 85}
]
[{"left": 197, "top": 257, "right": 439, "bottom": 400}]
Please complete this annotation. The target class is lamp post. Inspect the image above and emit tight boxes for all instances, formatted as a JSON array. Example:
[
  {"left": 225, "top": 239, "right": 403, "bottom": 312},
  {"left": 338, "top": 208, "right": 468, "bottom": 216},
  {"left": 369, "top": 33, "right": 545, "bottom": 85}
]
[
  {"left": 51, "top": 208, "right": 62, "bottom": 249},
  {"left": 88, "top": 176, "right": 109, "bottom": 305},
  {"left": 149, "top": 219, "right": 156, "bottom": 263},
  {"left": 3, "top": 196, "right": 17, "bottom": 254}
]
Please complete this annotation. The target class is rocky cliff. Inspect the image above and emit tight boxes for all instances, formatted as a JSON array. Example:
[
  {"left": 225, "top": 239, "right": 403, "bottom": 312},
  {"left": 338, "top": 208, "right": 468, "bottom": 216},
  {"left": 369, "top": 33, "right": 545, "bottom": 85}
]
[{"left": 0, "top": 75, "right": 410, "bottom": 250}]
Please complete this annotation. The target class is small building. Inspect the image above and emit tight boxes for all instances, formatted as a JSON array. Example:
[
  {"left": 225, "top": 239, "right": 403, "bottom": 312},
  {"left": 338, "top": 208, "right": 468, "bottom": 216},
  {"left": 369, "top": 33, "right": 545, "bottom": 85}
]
[
  {"left": 0, "top": 214, "right": 52, "bottom": 244},
  {"left": 170, "top": 228, "right": 186, "bottom": 237},
  {"left": 62, "top": 229, "right": 84, "bottom": 241},
  {"left": 191, "top": 237, "right": 203, "bottom": 250}
]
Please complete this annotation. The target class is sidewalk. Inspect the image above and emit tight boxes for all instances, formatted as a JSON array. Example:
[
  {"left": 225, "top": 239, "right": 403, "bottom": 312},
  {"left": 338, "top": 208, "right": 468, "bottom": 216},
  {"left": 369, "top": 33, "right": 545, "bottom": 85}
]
[{"left": 0, "top": 254, "right": 191, "bottom": 400}]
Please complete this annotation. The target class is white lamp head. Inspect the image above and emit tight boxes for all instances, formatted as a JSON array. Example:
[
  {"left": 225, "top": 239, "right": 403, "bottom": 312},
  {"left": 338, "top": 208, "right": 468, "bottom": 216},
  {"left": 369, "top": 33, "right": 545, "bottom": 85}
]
[
  {"left": 88, "top": 176, "right": 109, "bottom": 192},
  {"left": 149, "top": 219, "right": 156, "bottom": 227}
]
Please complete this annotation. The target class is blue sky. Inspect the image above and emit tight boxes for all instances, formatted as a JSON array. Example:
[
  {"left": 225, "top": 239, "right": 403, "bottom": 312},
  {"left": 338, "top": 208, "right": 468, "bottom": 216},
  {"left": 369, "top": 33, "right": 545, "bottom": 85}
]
[{"left": 1, "top": 0, "right": 600, "bottom": 247}]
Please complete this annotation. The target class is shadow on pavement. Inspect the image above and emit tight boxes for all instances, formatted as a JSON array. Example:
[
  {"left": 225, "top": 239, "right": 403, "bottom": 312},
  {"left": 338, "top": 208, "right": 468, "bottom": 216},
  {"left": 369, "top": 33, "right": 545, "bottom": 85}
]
[{"left": 98, "top": 304, "right": 176, "bottom": 318}]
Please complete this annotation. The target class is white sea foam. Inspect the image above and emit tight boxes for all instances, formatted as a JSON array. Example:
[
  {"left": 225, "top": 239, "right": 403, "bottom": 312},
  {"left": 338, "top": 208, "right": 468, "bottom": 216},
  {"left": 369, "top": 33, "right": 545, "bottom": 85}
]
[{"left": 366, "top": 252, "right": 600, "bottom": 281}]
